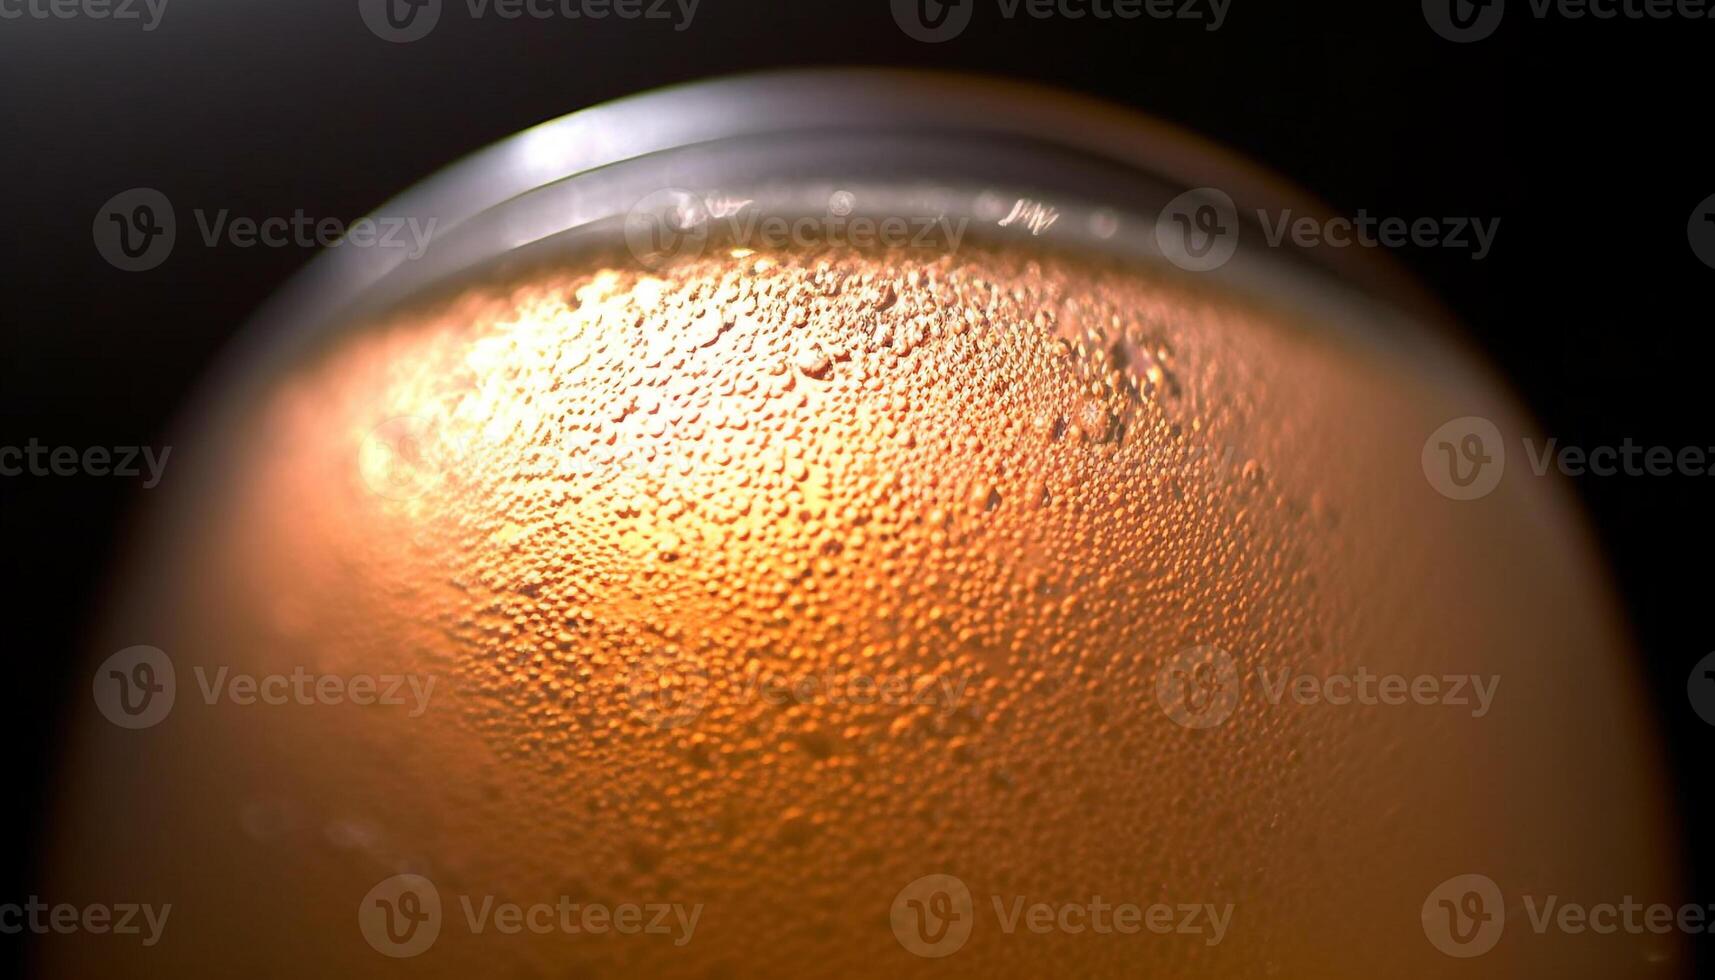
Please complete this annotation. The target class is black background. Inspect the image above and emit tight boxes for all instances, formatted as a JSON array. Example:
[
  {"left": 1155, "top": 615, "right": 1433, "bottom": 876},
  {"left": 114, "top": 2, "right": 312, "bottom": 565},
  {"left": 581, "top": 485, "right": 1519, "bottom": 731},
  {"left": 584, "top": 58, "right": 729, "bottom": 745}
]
[{"left": 1, "top": 0, "right": 1708, "bottom": 974}]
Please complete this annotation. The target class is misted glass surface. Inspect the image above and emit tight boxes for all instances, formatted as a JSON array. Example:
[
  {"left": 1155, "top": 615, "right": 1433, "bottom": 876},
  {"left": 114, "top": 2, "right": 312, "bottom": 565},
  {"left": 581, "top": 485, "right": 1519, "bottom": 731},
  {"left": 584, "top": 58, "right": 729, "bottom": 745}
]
[{"left": 45, "top": 229, "right": 1677, "bottom": 977}]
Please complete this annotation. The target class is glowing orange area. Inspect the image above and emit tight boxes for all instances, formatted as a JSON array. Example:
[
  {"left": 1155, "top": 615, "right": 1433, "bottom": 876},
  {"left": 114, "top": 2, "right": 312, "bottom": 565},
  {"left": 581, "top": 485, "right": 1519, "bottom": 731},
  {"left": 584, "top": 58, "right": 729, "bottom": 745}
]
[{"left": 46, "top": 244, "right": 1679, "bottom": 978}]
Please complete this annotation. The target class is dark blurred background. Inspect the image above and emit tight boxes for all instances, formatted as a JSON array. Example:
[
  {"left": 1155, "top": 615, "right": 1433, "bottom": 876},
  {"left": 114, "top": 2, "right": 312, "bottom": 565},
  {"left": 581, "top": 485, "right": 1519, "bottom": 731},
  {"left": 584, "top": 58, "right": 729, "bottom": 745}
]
[{"left": 1, "top": 0, "right": 1707, "bottom": 974}]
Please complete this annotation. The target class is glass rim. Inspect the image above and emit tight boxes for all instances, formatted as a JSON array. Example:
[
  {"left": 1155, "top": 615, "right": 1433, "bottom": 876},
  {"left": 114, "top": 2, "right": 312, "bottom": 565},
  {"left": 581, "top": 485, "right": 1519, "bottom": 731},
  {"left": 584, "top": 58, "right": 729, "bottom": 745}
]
[{"left": 244, "top": 69, "right": 1455, "bottom": 346}]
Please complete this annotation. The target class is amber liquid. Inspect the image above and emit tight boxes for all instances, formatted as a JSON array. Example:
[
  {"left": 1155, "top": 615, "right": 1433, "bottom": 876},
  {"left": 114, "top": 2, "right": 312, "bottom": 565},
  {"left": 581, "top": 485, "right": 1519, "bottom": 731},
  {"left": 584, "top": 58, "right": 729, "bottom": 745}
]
[{"left": 44, "top": 243, "right": 1680, "bottom": 978}]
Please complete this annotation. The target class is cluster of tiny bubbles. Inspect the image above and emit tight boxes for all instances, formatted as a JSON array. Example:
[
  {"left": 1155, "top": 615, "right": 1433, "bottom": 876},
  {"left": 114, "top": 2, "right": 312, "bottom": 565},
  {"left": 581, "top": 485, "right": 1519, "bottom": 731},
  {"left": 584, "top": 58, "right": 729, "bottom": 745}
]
[{"left": 232, "top": 240, "right": 1346, "bottom": 975}]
